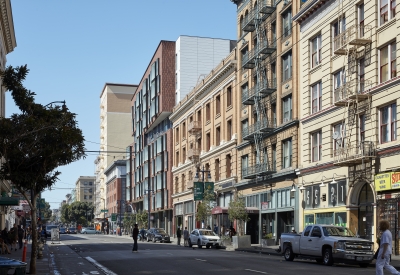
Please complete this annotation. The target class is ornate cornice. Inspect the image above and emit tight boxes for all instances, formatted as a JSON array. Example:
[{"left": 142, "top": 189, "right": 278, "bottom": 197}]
[{"left": 0, "top": 0, "right": 16, "bottom": 54}]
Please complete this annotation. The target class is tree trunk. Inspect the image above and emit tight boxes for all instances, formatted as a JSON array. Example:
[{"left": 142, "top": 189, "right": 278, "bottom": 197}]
[{"left": 29, "top": 195, "right": 38, "bottom": 274}]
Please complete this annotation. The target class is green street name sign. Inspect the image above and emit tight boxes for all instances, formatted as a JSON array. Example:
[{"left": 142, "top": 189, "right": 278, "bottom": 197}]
[
  {"left": 111, "top": 213, "right": 117, "bottom": 222},
  {"left": 101, "top": 209, "right": 108, "bottom": 213},
  {"left": 193, "top": 182, "right": 204, "bottom": 201}
]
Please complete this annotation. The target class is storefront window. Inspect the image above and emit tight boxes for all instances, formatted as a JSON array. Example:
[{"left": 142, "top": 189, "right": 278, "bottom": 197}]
[
  {"left": 316, "top": 212, "right": 334, "bottom": 224},
  {"left": 304, "top": 214, "right": 315, "bottom": 226},
  {"left": 334, "top": 212, "right": 347, "bottom": 227}
]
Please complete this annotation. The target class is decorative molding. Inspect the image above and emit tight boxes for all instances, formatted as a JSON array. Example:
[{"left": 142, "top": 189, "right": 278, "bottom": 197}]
[{"left": 0, "top": 0, "right": 16, "bottom": 54}]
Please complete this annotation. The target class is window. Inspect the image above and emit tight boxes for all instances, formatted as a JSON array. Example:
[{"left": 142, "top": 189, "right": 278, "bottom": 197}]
[
  {"left": 333, "top": 18, "right": 346, "bottom": 38},
  {"left": 197, "top": 110, "right": 201, "bottom": 122},
  {"left": 271, "top": 21, "right": 277, "bottom": 42},
  {"left": 282, "top": 51, "right": 292, "bottom": 81},
  {"left": 282, "top": 96, "right": 292, "bottom": 123},
  {"left": 226, "top": 86, "right": 232, "bottom": 107},
  {"left": 175, "top": 127, "right": 179, "bottom": 143},
  {"left": 380, "top": 103, "right": 397, "bottom": 143},
  {"left": 311, "top": 35, "right": 322, "bottom": 68},
  {"left": 206, "top": 103, "right": 210, "bottom": 121},
  {"left": 360, "top": 114, "right": 366, "bottom": 142},
  {"left": 271, "top": 103, "right": 277, "bottom": 126},
  {"left": 271, "top": 62, "right": 277, "bottom": 83},
  {"left": 282, "top": 9, "right": 292, "bottom": 37},
  {"left": 282, "top": 139, "right": 292, "bottom": 168},
  {"left": 333, "top": 122, "right": 346, "bottom": 150},
  {"left": 380, "top": 42, "right": 397, "bottom": 82},
  {"left": 182, "top": 147, "right": 186, "bottom": 162},
  {"left": 227, "top": 120, "right": 232, "bottom": 140},
  {"left": 333, "top": 69, "right": 346, "bottom": 90},
  {"left": 358, "top": 4, "right": 365, "bottom": 37},
  {"left": 311, "top": 82, "right": 322, "bottom": 113},
  {"left": 241, "top": 155, "right": 248, "bottom": 176},
  {"left": 226, "top": 154, "right": 231, "bottom": 178},
  {"left": 182, "top": 122, "right": 186, "bottom": 139},
  {"left": 381, "top": 0, "right": 396, "bottom": 25},
  {"left": 215, "top": 159, "right": 220, "bottom": 181},
  {"left": 216, "top": 95, "right": 221, "bottom": 115},
  {"left": 272, "top": 144, "right": 276, "bottom": 171},
  {"left": 176, "top": 151, "right": 179, "bottom": 166},
  {"left": 206, "top": 133, "right": 211, "bottom": 151},
  {"left": 312, "top": 130, "right": 322, "bottom": 162},
  {"left": 216, "top": 127, "right": 221, "bottom": 146},
  {"left": 241, "top": 119, "right": 248, "bottom": 132},
  {"left": 359, "top": 58, "right": 366, "bottom": 92}
]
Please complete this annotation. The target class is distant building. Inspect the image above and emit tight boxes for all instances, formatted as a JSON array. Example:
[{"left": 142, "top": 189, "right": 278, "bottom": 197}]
[{"left": 75, "top": 176, "right": 96, "bottom": 204}]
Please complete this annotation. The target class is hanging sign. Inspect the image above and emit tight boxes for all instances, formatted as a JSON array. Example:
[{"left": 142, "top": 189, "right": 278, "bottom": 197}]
[
  {"left": 391, "top": 172, "right": 400, "bottom": 189},
  {"left": 375, "top": 172, "right": 392, "bottom": 191},
  {"left": 193, "top": 182, "right": 204, "bottom": 201}
]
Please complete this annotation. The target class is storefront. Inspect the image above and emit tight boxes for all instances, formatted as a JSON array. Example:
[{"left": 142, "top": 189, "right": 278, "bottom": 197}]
[
  {"left": 174, "top": 200, "right": 195, "bottom": 233},
  {"left": 375, "top": 171, "right": 400, "bottom": 254}
]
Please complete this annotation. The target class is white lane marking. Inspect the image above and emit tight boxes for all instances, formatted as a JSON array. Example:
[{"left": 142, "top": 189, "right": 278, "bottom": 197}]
[
  {"left": 245, "top": 269, "right": 269, "bottom": 274},
  {"left": 195, "top": 258, "right": 207, "bottom": 262},
  {"left": 85, "top": 256, "right": 118, "bottom": 275}
]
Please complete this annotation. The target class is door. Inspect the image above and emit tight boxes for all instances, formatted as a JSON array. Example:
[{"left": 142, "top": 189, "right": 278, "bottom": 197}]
[
  {"left": 358, "top": 183, "right": 374, "bottom": 240},
  {"left": 299, "top": 225, "right": 313, "bottom": 255},
  {"left": 308, "top": 226, "right": 324, "bottom": 256}
]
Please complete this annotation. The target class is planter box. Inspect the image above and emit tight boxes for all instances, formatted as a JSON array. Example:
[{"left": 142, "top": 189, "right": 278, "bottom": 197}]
[
  {"left": 221, "top": 239, "right": 232, "bottom": 246},
  {"left": 232, "top": 235, "right": 251, "bottom": 249},
  {"left": 261, "top": 238, "right": 276, "bottom": 247}
]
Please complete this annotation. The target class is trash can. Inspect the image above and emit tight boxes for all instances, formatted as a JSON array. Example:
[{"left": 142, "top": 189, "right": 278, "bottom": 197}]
[{"left": 0, "top": 257, "right": 27, "bottom": 275}]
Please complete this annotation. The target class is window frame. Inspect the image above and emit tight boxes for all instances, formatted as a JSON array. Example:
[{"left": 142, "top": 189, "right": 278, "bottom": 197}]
[
  {"left": 282, "top": 138, "right": 292, "bottom": 169},
  {"left": 359, "top": 114, "right": 366, "bottom": 142},
  {"left": 333, "top": 122, "right": 346, "bottom": 150},
  {"left": 311, "top": 35, "right": 322, "bottom": 68},
  {"left": 380, "top": 103, "right": 397, "bottom": 143},
  {"left": 311, "top": 130, "right": 322, "bottom": 162},
  {"left": 311, "top": 82, "right": 322, "bottom": 114},
  {"left": 282, "top": 95, "right": 292, "bottom": 123},
  {"left": 282, "top": 51, "right": 292, "bottom": 82},
  {"left": 282, "top": 8, "right": 292, "bottom": 38},
  {"left": 380, "top": 42, "right": 397, "bottom": 83},
  {"left": 381, "top": 0, "right": 396, "bottom": 25}
]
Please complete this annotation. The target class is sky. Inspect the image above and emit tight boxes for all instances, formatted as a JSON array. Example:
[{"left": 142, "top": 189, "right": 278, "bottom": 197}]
[{"left": 5, "top": 1, "right": 237, "bottom": 210}]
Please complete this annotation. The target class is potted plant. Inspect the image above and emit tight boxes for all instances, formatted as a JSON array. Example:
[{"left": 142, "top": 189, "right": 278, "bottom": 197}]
[{"left": 261, "top": 233, "right": 275, "bottom": 247}]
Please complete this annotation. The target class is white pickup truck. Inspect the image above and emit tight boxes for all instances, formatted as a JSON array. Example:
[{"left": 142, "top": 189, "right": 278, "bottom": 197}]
[{"left": 280, "top": 224, "right": 374, "bottom": 267}]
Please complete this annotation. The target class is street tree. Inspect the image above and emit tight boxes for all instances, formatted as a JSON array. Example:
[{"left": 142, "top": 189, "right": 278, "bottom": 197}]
[
  {"left": 195, "top": 190, "right": 215, "bottom": 228},
  {"left": 136, "top": 210, "right": 148, "bottom": 229},
  {"left": 41, "top": 201, "right": 52, "bottom": 222},
  {"left": 228, "top": 192, "right": 249, "bottom": 236},
  {"left": 0, "top": 65, "right": 85, "bottom": 274}
]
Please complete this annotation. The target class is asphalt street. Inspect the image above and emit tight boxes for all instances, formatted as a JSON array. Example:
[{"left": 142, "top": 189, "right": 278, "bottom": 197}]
[{"left": 44, "top": 234, "right": 380, "bottom": 275}]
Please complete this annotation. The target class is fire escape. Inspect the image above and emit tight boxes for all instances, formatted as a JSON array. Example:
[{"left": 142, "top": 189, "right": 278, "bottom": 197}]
[
  {"left": 332, "top": 14, "right": 375, "bottom": 168},
  {"left": 241, "top": 0, "right": 277, "bottom": 179}
]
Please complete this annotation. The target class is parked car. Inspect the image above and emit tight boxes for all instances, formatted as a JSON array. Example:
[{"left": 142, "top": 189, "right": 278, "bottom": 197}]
[
  {"left": 45, "top": 225, "right": 59, "bottom": 238},
  {"left": 59, "top": 228, "right": 66, "bottom": 234},
  {"left": 67, "top": 227, "right": 77, "bottom": 234},
  {"left": 146, "top": 228, "right": 170, "bottom": 243},
  {"left": 280, "top": 224, "right": 374, "bottom": 267},
  {"left": 188, "top": 229, "right": 221, "bottom": 249},
  {"left": 81, "top": 227, "right": 97, "bottom": 234}
]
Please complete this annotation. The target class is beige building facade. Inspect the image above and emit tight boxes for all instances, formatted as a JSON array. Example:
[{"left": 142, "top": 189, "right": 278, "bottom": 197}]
[
  {"left": 170, "top": 49, "right": 238, "bottom": 233},
  {"left": 95, "top": 83, "right": 137, "bottom": 219},
  {"left": 294, "top": 0, "right": 400, "bottom": 245},
  {"left": 231, "top": 0, "right": 301, "bottom": 244},
  {"left": 75, "top": 176, "right": 96, "bottom": 204}
]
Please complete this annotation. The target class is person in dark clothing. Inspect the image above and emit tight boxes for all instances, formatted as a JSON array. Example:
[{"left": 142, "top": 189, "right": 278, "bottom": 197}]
[
  {"left": 132, "top": 224, "right": 139, "bottom": 252},
  {"left": 213, "top": 224, "right": 218, "bottom": 235},
  {"left": 17, "top": 225, "right": 24, "bottom": 249},
  {"left": 140, "top": 228, "right": 146, "bottom": 242},
  {"left": 176, "top": 227, "right": 182, "bottom": 246}
]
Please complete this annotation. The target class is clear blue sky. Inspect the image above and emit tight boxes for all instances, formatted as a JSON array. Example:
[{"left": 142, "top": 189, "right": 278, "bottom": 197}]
[{"left": 6, "top": 1, "right": 237, "bottom": 210}]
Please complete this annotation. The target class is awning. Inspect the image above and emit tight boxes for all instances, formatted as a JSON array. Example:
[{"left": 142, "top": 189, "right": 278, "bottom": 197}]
[
  {"left": 0, "top": 197, "right": 19, "bottom": 206},
  {"left": 211, "top": 206, "right": 259, "bottom": 215}
]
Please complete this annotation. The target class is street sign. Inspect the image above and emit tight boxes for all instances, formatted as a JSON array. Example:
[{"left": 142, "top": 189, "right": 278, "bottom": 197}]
[
  {"left": 194, "top": 182, "right": 204, "bottom": 201},
  {"left": 101, "top": 209, "right": 108, "bottom": 213},
  {"left": 204, "top": 182, "right": 214, "bottom": 193},
  {"left": 111, "top": 213, "right": 117, "bottom": 222}
]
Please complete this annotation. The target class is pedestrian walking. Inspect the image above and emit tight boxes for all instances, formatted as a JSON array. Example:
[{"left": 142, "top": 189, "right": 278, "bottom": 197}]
[
  {"left": 183, "top": 227, "right": 189, "bottom": 247},
  {"left": 17, "top": 225, "right": 24, "bottom": 249},
  {"left": 132, "top": 224, "right": 139, "bottom": 253},
  {"left": 10, "top": 224, "right": 18, "bottom": 251},
  {"left": 213, "top": 224, "right": 218, "bottom": 235},
  {"left": 176, "top": 227, "right": 182, "bottom": 246},
  {"left": 376, "top": 220, "right": 400, "bottom": 275}
]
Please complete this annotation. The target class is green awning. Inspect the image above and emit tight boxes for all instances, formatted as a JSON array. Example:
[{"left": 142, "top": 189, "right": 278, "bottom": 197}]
[{"left": 0, "top": 197, "right": 19, "bottom": 206}]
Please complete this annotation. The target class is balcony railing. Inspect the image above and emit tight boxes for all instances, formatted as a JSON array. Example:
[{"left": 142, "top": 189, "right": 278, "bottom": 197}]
[
  {"left": 259, "top": 0, "right": 276, "bottom": 16},
  {"left": 334, "top": 79, "right": 372, "bottom": 106},
  {"left": 334, "top": 141, "right": 376, "bottom": 166},
  {"left": 348, "top": 24, "right": 372, "bottom": 46},
  {"left": 241, "top": 79, "right": 276, "bottom": 105},
  {"left": 333, "top": 31, "right": 349, "bottom": 55},
  {"left": 242, "top": 49, "right": 256, "bottom": 69},
  {"left": 258, "top": 39, "right": 277, "bottom": 56},
  {"left": 242, "top": 120, "right": 275, "bottom": 140},
  {"left": 188, "top": 121, "right": 202, "bottom": 134},
  {"left": 242, "top": 162, "right": 275, "bottom": 179},
  {"left": 241, "top": 9, "right": 256, "bottom": 32},
  {"left": 187, "top": 148, "right": 200, "bottom": 160}
]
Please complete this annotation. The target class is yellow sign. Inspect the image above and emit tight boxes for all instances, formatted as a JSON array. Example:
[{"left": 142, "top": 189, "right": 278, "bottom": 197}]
[
  {"left": 375, "top": 172, "right": 392, "bottom": 191},
  {"left": 392, "top": 172, "right": 400, "bottom": 189}
]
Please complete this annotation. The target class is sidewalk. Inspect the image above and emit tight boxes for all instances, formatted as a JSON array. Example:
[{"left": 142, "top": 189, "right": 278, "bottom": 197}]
[
  {"left": 5, "top": 242, "right": 50, "bottom": 274},
  {"left": 235, "top": 244, "right": 400, "bottom": 269}
]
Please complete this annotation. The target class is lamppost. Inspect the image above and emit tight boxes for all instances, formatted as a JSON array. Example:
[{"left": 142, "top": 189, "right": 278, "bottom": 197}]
[
  {"left": 194, "top": 165, "right": 212, "bottom": 229},
  {"left": 144, "top": 189, "right": 154, "bottom": 230},
  {"left": 44, "top": 100, "right": 67, "bottom": 111},
  {"left": 116, "top": 200, "right": 126, "bottom": 236}
]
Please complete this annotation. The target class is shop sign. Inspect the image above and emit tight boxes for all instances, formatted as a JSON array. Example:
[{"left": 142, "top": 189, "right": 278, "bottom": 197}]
[
  {"left": 305, "top": 185, "right": 320, "bottom": 209},
  {"left": 391, "top": 172, "right": 400, "bottom": 189},
  {"left": 375, "top": 172, "right": 392, "bottom": 191}
]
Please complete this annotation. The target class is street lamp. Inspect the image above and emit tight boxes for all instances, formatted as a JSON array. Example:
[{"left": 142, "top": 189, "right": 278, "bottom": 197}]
[
  {"left": 44, "top": 100, "right": 67, "bottom": 111},
  {"left": 144, "top": 189, "right": 154, "bottom": 230},
  {"left": 194, "top": 165, "right": 212, "bottom": 228}
]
